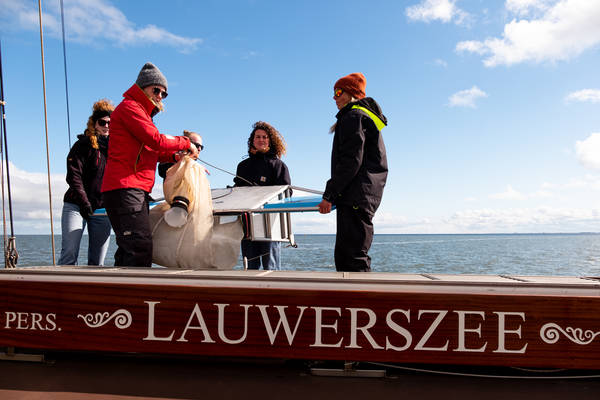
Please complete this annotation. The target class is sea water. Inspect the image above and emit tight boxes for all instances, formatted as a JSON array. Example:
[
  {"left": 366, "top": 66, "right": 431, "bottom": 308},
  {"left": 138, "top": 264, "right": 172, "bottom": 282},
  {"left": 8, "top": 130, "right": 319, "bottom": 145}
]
[{"left": 5, "top": 233, "right": 600, "bottom": 277}]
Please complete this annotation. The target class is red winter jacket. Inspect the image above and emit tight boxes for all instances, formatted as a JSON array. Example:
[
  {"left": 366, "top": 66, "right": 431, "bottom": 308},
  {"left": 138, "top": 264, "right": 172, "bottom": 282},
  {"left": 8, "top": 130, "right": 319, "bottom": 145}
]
[{"left": 101, "top": 84, "right": 190, "bottom": 193}]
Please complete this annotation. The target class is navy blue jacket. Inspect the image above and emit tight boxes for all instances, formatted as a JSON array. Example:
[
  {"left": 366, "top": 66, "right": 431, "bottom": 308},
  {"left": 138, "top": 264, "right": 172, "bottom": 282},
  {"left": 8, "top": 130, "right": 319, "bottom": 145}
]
[{"left": 234, "top": 152, "right": 291, "bottom": 187}]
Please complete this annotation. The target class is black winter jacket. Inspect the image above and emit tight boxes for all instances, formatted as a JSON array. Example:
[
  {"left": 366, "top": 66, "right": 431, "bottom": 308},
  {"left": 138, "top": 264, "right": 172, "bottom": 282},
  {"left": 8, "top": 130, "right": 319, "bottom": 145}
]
[
  {"left": 323, "top": 97, "right": 388, "bottom": 216},
  {"left": 157, "top": 160, "right": 175, "bottom": 179},
  {"left": 234, "top": 152, "right": 291, "bottom": 187},
  {"left": 63, "top": 134, "right": 108, "bottom": 211}
]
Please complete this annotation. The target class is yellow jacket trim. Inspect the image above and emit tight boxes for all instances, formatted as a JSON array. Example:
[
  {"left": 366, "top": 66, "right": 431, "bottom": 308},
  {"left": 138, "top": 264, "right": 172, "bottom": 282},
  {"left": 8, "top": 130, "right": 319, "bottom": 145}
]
[{"left": 351, "top": 105, "right": 386, "bottom": 131}]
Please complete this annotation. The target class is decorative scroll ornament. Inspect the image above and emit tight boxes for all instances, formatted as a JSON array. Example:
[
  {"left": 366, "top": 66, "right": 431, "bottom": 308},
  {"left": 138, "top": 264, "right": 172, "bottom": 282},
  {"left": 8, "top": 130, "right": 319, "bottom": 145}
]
[
  {"left": 540, "top": 323, "right": 600, "bottom": 345},
  {"left": 77, "top": 309, "right": 132, "bottom": 329}
]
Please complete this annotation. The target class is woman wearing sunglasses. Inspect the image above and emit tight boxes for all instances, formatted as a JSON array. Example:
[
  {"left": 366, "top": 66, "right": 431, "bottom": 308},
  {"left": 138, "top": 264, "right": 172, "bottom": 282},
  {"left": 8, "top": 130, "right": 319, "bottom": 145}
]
[
  {"left": 101, "top": 62, "right": 198, "bottom": 267},
  {"left": 158, "top": 130, "right": 204, "bottom": 179},
  {"left": 58, "top": 99, "right": 114, "bottom": 265},
  {"left": 318, "top": 72, "right": 388, "bottom": 272},
  {"left": 234, "top": 121, "right": 291, "bottom": 270}
]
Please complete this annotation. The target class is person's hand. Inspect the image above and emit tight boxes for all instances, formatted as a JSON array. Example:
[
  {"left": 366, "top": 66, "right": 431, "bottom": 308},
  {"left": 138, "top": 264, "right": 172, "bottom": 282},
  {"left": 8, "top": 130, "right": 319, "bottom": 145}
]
[
  {"left": 187, "top": 141, "right": 199, "bottom": 160},
  {"left": 174, "top": 151, "right": 186, "bottom": 162},
  {"left": 318, "top": 199, "right": 332, "bottom": 214},
  {"left": 79, "top": 204, "right": 93, "bottom": 220}
]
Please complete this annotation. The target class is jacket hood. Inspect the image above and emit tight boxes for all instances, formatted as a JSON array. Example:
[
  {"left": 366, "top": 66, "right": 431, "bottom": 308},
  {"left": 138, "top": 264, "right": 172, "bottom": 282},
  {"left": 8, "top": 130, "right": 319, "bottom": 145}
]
[
  {"left": 76, "top": 133, "right": 94, "bottom": 147},
  {"left": 337, "top": 97, "right": 387, "bottom": 126},
  {"left": 76, "top": 133, "right": 108, "bottom": 150},
  {"left": 248, "top": 149, "right": 278, "bottom": 159}
]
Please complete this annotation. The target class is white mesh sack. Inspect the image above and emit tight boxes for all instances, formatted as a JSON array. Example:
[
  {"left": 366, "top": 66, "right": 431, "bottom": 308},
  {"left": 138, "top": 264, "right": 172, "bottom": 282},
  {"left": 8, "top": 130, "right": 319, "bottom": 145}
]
[{"left": 149, "top": 156, "right": 243, "bottom": 269}]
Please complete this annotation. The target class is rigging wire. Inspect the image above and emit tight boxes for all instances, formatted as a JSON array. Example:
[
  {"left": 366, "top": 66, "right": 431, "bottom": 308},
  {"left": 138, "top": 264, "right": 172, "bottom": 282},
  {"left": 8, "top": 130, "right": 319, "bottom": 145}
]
[
  {"left": 290, "top": 185, "right": 323, "bottom": 195},
  {"left": 0, "top": 40, "right": 18, "bottom": 268},
  {"left": 0, "top": 90, "right": 6, "bottom": 264},
  {"left": 38, "top": 0, "right": 56, "bottom": 265},
  {"left": 59, "top": 0, "right": 72, "bottom": 148}
]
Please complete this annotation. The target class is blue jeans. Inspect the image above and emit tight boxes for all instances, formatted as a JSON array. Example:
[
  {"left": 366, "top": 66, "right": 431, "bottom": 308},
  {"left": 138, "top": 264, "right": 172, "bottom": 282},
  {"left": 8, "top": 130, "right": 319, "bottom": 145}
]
[
  {"left": 241, "top": 240, "right": 281, "bottom": 270},
  {"left": 58, "top": 202, "right": 112, "bottom": 265}
]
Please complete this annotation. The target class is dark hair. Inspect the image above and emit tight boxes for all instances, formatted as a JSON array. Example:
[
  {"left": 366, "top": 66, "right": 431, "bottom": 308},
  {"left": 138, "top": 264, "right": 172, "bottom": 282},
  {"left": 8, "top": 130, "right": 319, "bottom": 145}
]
[{"left": 247, "top": 121, "right": 286, "bottom": 158}]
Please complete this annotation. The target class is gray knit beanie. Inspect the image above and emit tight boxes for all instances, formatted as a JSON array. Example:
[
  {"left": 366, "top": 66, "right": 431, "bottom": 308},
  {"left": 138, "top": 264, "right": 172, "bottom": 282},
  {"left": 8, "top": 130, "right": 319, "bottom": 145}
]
[{"left": 136, "top": 62, "right": 168, "bottom": 91}]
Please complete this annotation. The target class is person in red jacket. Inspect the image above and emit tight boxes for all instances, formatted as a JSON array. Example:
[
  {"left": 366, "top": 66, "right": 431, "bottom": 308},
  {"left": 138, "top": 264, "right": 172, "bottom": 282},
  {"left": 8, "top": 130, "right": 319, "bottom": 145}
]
[{"left": 101, "top": 62, "right": 198, "bottom": 267}]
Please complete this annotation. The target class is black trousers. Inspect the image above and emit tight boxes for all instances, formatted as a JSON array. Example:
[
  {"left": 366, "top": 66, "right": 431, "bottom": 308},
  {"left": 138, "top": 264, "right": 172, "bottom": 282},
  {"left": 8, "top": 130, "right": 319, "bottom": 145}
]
[
  {"left": 334, "top": 204, "right": 374, "bottom": 272},
  {"left": 103, "top": 188, "right": 152, "bottom": 267}
]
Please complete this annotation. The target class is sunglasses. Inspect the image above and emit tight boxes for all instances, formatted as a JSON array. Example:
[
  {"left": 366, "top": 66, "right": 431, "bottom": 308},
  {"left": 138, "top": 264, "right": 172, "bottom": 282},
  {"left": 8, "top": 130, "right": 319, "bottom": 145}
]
[
  {"left": 97, "top": 119, "right": 110, "bottom": 127},
  {"left": 152, "top": 87, "right": 168, "bottom": 99},
  {"left": 334, "top": 88, "right": 344, "bottom": 98},
  {"left": 192, "top": 142, "right": 204, "bottom": 151}
]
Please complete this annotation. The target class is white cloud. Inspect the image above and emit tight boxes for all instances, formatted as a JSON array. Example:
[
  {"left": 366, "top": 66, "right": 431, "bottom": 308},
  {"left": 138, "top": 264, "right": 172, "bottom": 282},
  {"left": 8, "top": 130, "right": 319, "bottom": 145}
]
[
  {"left": 540, "top": 174, "right": 600, "bottom": 193},
  {"left": 433, "top": 58, "right": 448, "bottom": 67},
  {"left": 506, "top": 0, "right": 554, "bottom": 16},
  {"left": 444, "top": 206, "right": 600, "bottom": 232},
  {"left": 565, "top": 89, "right": 600, "bottom": 103},
  {"left": 372, "top": 206, "right": 600, "bottom": 233},
  {"left": 292, "top": 213, "right": 336, "bottom": 234},
  {"left": 0, "top": 162, "right": 66, "bottom": 226},
  {"left": 0, "top": 0, "right": 202, "bottom": 53},
  {"left": 576, "top": 133, "right": 600, "bottom": 170},
  {"left": 563, "top": 174, "right": 600, "bottom": 190},
  {"left": 373, "top": 212, "right": 410, "bottom": 229},
  {"left": 448, "top": 86, "right": 488, "bottom": 108},
  {"left": 406, "top": 0, "right": 469, "bottom": 25},
  {"left": 455, "top": 40, "right": 486, "bottom": 54},
  {"left": 487, "top": 182, "right": 576, "bottom": 202},
  {"left": 456, "top": 0, "right": 600, "bottom": 67},
  {"left": 490, "top": 185, "right": 527, "bottom": 200}
]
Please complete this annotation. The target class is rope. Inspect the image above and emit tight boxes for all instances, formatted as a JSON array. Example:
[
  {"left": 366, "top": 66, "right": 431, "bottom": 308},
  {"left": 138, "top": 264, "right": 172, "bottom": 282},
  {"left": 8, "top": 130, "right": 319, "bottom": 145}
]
[
  {"left": 245, "top": 251, "right": 271, "bottom": 262},
  {"left": 4, "top": 236, "right": 17, "bottom": 268},
  {"left": 59, "top": 0, "right": 72, "bottom": 148},
  {"left": 211, "top": 187, "right": 233, "bottom": 200},
  {"left": 196, "top": 157, "right": 256, "bottom": 186},
  {"left": 0, "top": 40, "right": 18, "bottom": 268},
  {"left": 366, "top": 362, "right": 600, "bottom": 380},
  {"left": 38, "top": 0, "right": 56, "bottom": 265}
]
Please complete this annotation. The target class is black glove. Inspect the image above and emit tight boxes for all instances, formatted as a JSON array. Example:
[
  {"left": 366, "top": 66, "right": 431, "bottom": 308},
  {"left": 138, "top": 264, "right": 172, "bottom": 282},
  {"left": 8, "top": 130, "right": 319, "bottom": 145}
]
[{"left": 79, "top": 205, "right": 94, "bottom": 220}]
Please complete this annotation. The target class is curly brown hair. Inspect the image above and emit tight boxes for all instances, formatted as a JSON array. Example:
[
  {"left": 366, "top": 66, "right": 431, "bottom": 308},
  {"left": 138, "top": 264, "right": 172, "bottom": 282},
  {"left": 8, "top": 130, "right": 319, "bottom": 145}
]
[
  {"left": 84, "top": 99, "right": 114, "bottom": 149},
  {"left": 247, "top": 121, "right": 286, "bottom": 158}
]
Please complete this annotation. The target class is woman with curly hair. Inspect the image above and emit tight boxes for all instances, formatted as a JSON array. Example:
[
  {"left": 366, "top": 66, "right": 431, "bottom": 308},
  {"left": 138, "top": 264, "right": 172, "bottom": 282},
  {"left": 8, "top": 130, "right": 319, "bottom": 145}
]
[
  {"left": 234, "top": 121, "right": 291, "bottom": 270},
  {"left": 58, "top": 99, "right": 114, "bottom": 265}
]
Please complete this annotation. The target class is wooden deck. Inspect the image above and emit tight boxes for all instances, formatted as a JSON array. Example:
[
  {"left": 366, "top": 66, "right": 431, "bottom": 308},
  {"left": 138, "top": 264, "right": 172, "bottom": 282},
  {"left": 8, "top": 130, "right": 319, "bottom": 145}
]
[
  {"left": 1, "top": 267, "right": 599, "bottom": 370},
  {"left": 2, "top": 352, "right": 600, "bottom": 400}
]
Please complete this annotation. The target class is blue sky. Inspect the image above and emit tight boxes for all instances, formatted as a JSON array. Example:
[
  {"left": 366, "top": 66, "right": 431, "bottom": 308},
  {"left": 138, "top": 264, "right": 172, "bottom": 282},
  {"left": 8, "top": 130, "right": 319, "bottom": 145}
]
[{"left": 0, "top": 0, "right": 599, "bottom": 234}]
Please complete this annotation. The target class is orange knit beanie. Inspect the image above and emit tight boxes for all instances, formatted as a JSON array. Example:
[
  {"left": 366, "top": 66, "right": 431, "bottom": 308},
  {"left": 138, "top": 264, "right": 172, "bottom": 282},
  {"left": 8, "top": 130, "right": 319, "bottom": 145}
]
[{"left": 334, "top": 72, "right": 366, "bottom": 99}]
